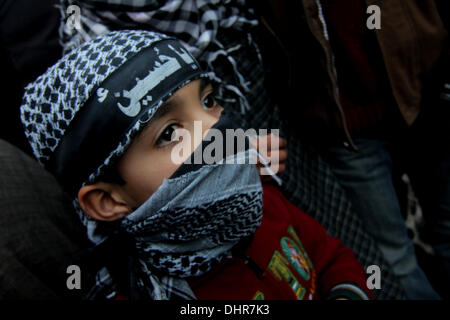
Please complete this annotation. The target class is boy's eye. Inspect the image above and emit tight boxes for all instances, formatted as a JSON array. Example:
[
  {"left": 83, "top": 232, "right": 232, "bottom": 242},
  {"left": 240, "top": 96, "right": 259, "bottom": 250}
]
[
  {"left": 156, "top": 123, "right": 180, "bottom": 147},
  {"left": 201, "top": 93, "right": 218, "bottom": 110}
]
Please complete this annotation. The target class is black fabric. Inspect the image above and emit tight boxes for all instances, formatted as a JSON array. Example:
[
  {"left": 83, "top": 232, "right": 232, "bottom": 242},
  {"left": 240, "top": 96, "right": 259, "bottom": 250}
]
[
  {"left": 0, "top": 139, "right": 90, "bottom": 299},
  {"left": 70, "top": 229, "right": 139, "bottom": 299},
  {"left": 436, "top": 0, "right": 449, "bottom": 32},
  {"left": 0, "top": 46, "right": 31, "bottom": 156},
  {"left": 0, "top": 0, "right": 62, "bottom": 86},
  {"left": 0, "top": 0, "right": 63, "bottom": 154}
]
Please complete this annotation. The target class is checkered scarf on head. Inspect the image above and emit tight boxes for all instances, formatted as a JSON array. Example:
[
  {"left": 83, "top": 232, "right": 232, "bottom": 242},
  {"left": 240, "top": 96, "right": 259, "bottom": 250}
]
[
  {"left": 20, "top": 29, "right": 264, "bottom": 299},
  {"left": 20, "top": 29, "right": 205, "bottom": 195},
  {"left": 59, "top": 0, "right": 260, "bottom": 114}
]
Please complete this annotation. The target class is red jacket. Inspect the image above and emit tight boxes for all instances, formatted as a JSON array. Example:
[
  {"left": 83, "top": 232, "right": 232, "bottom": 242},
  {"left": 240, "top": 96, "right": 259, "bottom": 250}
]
[{"left": 189, "top": 184, "right": 372, "bottom": 300}]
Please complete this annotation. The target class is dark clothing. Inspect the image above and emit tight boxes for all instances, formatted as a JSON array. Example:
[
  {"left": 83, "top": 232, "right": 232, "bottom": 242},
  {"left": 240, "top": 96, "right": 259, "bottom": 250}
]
[
  {"left": 0, "top": 0, "right": 63, "bottom": 155},
  {"left": 255, "top": 0, "right": 448, "bottom": 147},
  {"left": 254, "top": 0, "right": 449, "bottom": 299},
  {"left": 0, "top": 139, "right": 89, "bottom": 299},
  {"left": 322, "top": 0, "right": 395, "bottom": 137}
]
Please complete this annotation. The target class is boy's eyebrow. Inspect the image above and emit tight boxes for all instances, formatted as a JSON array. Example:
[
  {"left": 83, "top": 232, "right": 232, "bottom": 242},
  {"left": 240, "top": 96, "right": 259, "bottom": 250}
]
[
  {"left": 199, "top": 78, "right": 211, "bottom": 96},
  {"left": 150, "top": 95, "right": 179, "bottom": 123},
  {"left": 134, "top": 95, "right": 180, "bottom": 142},
  {"left": 148, "top": 78, "right": 211, "bottom": 124},
  {"left": 136, "top": 78, "right": 212, "bottom": 141}
]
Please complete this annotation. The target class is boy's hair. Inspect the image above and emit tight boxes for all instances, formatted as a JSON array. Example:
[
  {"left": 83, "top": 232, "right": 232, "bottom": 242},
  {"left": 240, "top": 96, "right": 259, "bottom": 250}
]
[
  {"left": 93, "top": 161, "right": 126, "bottom": 186},
  {"left": 20, "top": 30, "right": 206, "bottom": 196}
]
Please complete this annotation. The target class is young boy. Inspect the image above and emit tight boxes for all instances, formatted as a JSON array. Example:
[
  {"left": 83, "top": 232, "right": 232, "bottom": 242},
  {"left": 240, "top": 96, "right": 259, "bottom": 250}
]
[{"left": 20, "top": 30, "right": 372, "bottom": 300}]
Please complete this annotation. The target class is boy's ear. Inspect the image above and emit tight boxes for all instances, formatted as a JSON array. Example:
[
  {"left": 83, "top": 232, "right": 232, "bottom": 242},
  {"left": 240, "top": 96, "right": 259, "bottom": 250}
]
[{"left": 78, "top": 183, "right": 131, "bottom": 221}]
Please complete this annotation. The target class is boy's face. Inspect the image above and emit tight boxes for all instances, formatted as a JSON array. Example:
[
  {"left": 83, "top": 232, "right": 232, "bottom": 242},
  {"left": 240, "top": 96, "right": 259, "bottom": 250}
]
[{"left": 114, "top": 79, "right": 223, "bottom": 209}]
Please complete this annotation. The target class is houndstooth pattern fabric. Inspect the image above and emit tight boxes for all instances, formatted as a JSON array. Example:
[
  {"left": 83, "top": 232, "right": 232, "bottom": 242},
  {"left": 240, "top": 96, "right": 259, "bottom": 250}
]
[
  {"left": 59, "top": 0, "right": 259, "bottom": 113},
  {"left": 20, "top": 30, "right": 168, "bottom": 165},
  {"left": 60, "top": 0, "right": 257, "bottom": 56},
  {"left": 82, "top": 0, "right": 166, "bottom": 9}
]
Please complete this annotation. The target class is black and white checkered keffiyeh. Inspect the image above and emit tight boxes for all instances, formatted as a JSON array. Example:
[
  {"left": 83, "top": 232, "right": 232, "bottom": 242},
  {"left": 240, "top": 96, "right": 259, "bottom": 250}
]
[{"left": 59, "top": 0, "right": 260, "bottom": 114}]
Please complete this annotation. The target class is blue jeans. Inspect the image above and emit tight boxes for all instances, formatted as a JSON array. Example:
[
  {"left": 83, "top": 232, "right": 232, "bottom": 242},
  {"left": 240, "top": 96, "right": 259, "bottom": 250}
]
[{"left": 325, "top": 138, "right": 447, "bottom": 299}]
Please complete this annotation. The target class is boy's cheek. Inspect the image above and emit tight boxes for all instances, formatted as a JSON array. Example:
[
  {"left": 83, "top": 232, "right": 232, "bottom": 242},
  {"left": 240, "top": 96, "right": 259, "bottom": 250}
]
[{"left": 118, "top": 159, "right": 176, "bottom": 207}]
